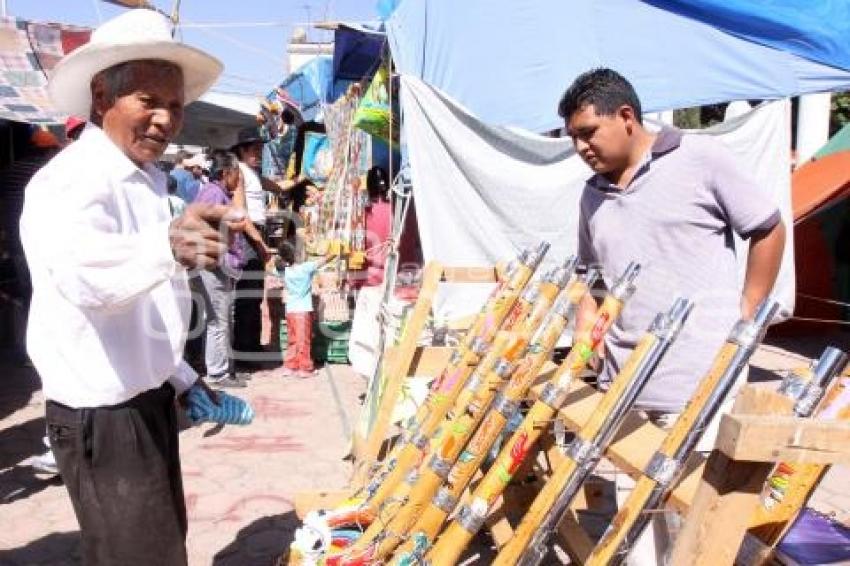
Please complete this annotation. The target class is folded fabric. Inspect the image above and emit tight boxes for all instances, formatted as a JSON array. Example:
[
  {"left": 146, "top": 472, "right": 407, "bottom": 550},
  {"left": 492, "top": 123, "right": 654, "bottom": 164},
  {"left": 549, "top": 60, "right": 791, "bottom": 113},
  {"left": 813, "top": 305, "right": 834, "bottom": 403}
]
[{"left": 185, "top": 384, "right": 254, "bottom": 426}]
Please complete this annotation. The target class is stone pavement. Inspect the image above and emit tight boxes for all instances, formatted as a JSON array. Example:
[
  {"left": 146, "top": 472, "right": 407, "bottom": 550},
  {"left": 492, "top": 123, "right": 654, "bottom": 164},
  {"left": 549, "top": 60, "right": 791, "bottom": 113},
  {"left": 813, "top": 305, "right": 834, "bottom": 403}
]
[
  {"left": 0, "top": 361, "right": 365, "bottom": 566},
  {"left": 1, "top": 333, "right": 849, "bottom": 566}
]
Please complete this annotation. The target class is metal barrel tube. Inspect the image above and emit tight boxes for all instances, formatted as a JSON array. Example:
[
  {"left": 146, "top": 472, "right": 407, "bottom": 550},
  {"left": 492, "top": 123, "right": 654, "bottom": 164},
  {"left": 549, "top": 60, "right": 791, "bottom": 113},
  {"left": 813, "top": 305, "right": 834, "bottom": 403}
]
[
  {"left": 610, "top": 298, "right": 780, "bottom": 565},
  {"left": 793, "top": 346, "right": 848, "bottom": 417},
  {"left": 516, "top": 298, "right": 693, "bottom": 566}
]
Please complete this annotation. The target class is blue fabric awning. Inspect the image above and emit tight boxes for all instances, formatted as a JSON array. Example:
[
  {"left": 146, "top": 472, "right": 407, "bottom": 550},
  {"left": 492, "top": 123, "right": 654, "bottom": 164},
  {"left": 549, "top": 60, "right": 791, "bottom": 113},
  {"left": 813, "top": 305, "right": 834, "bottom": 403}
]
[
  {"left": 648, "top": 0, "right": 850, "bottom": 72},
  {"left": 333, "top": 24, "right": 385, "bottom": 82},
  {"left": 387, "top": 0, "right": 850, "bottom": 133}
]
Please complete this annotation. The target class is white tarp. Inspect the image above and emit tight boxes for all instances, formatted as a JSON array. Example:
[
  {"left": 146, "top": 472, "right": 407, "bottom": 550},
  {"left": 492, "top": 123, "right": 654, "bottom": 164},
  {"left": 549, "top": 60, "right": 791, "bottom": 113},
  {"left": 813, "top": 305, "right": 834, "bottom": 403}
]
[{"left": 400, "top": 75, "right": 795, "bottom": 321}]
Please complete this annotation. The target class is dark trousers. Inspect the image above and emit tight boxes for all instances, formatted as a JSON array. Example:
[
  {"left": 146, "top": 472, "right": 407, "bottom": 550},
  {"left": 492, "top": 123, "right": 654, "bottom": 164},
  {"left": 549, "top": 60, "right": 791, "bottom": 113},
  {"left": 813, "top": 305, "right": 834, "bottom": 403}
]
[
  {"left": 46, "top": 383, "right": 188, "bottom": 566},
  {"left": 233, "top": 252, "right": 265, "bottom": 361}
]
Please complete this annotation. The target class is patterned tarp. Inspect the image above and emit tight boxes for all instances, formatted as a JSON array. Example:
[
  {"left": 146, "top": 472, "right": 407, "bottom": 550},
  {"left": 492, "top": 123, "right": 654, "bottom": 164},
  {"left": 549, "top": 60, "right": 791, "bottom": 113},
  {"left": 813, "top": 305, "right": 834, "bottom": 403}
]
[{"left": 0, "top": 16, "right": 90, "bottom": 124}]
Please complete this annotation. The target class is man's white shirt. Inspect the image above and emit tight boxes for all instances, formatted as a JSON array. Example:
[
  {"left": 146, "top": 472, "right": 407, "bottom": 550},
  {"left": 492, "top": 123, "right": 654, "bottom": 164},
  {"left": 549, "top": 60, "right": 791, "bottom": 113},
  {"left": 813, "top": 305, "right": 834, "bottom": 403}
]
[
  {"left": 238, "top": 161, "right": 266, "bottom": 225},
  {"left": 20, "top": 124, "right": 197, "bottom": 408}
]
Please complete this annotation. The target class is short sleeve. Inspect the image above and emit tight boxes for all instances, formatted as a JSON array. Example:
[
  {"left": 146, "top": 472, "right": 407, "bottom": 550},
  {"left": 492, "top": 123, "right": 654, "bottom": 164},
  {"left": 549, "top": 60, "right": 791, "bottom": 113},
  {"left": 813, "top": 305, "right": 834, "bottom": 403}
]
[
  {"left": 704, "top": 138, "right": 780, "bottom": 238},
  {"left": 577, "top": 189, "right": 597, "bottom": 265}
]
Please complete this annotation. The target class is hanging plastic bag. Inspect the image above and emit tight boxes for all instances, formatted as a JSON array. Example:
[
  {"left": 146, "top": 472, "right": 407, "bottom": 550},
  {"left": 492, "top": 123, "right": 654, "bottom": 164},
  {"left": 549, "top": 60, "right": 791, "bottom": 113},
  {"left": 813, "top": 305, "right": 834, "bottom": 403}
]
[{"left": 353, "top": 64, "right": 398, "bottom": 145}]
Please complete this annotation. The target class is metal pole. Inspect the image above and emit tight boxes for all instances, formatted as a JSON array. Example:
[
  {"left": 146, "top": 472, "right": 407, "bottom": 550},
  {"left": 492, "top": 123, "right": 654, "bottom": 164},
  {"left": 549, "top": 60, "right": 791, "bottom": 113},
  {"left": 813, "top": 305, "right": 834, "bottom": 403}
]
[{"left": 1, "top": 0, "right": 8, "bottom": 18}]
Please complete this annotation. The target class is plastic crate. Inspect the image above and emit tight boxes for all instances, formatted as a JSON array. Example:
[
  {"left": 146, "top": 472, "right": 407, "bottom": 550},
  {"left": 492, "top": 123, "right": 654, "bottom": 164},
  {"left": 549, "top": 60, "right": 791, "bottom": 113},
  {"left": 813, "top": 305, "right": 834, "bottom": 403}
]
[{"left": 279, "top": 318, "right": 351, "bottom": 364}]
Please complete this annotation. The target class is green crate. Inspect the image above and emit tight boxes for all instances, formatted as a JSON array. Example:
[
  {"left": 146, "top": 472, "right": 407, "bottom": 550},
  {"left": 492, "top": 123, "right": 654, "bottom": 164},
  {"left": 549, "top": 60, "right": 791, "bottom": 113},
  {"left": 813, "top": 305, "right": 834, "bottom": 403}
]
[{"left": 279, "top": 318, "right": 351, "bottom": 364}]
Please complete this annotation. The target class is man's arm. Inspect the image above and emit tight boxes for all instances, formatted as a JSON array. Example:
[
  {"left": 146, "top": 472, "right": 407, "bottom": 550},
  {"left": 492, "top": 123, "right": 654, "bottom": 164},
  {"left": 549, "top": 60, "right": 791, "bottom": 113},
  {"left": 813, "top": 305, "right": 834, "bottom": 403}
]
[
  {"left": 260, "top": 174, "right": 311, "bottom": 195},
  {"left": 741, "top": 219, "right": 786, "bottom": 319}
]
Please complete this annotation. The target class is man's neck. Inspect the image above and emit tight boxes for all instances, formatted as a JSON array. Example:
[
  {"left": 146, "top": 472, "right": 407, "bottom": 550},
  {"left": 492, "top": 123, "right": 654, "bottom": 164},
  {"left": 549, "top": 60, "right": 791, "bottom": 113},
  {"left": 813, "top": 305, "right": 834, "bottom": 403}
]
[{"left": 604, "top": 129, "right": 657, "bottom": 188}]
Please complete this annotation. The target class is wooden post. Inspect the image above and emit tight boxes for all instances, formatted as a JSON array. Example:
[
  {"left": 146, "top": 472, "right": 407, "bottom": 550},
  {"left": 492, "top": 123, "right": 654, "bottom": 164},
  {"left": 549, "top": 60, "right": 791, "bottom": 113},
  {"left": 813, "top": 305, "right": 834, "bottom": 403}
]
[
  {"left": 668, "top": 387, "right": 794, "bottom": 566},
  {"left": 355, "top": 260, "right": 443, "bottom": 479}
]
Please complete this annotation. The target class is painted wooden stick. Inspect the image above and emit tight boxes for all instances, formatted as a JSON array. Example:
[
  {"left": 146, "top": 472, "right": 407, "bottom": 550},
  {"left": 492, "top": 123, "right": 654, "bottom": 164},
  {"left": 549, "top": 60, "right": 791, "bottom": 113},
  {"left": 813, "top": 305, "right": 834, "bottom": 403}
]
[
  {"left": 346, "top": 261, "right": 583, "bottom": 563},
  {"left": 585, "top": 298, "right": 780, "bottom": 566},
  {"left": 361, "top": 243, "right": 550, "bottom": 514},
  {"left": 384, "top": 269, "right": 599, "bottom": 566},
  {"left": 422, "top": 263, "right": 641, "bottom": 566},
  {"left": 743, "top": 358, "right": 850, "bottom": 561},
  {"left": 496, "top": 298, "right": 694, "bottom": 566}
]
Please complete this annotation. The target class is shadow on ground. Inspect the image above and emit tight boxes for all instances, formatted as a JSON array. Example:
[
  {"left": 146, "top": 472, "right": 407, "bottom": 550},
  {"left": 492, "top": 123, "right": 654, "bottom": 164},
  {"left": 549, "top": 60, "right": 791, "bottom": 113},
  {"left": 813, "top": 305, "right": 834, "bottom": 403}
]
[
  {"left": 0, "top": 465, "right": 61, "bottom": 505},
  {"left": 0, "top": 357, "right": 39, "bottom": 423},
  {"left": 0, "top": 531, "right": 81, "bottom": 565},
  {"left": 0, "top": 416, "right": 47, "bottom": 471},
  {"left": 213, "top": 511, "right": 298, "bottom": 566}
]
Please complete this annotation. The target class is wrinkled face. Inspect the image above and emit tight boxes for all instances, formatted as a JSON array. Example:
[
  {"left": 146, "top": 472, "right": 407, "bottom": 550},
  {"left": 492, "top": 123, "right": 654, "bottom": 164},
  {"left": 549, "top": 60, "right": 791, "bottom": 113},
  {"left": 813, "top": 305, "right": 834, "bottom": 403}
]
[
  {"left": 238, "top": 141, "right": 263, "bottom": 168},
  {"left": 93, "top": 61, "right": 185, "bottom": 167},
  {"left": 566, "top": 103, "right": 634, "bottom": 175}
]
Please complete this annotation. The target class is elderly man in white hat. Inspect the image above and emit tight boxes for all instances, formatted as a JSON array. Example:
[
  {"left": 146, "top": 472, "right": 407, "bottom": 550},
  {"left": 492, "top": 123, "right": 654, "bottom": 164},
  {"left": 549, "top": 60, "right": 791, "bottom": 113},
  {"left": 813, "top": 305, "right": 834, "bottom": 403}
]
[{"left": 19, "top": 9, "right": 234, "bottom": 565}]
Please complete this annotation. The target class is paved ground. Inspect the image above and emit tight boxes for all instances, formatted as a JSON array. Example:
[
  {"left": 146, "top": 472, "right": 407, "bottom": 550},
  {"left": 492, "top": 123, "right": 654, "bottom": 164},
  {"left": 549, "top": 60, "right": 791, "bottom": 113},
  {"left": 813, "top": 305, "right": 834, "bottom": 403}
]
[
  {"left": 0, "top": 361, "right": 364, "bottom": 566},
  {"left": 1, "top": 330, "right": 849, "bottom": 566}
]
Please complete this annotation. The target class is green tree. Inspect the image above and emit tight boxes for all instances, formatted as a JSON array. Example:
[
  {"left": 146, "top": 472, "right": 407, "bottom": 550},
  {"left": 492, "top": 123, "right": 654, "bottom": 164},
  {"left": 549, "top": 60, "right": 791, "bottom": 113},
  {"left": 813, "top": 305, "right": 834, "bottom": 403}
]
[{"left": 830, "top": 92, "right": 850, "bottom": 135}]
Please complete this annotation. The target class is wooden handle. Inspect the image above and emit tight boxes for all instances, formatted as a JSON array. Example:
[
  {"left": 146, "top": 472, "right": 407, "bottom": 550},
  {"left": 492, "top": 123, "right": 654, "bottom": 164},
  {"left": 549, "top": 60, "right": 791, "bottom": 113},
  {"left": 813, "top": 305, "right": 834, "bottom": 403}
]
[
  {"left": 493, "top": 335, "right": 659, "bottom": 565},
  {"left": 425, "top": 516, "right": 476, "bottom": 566}
]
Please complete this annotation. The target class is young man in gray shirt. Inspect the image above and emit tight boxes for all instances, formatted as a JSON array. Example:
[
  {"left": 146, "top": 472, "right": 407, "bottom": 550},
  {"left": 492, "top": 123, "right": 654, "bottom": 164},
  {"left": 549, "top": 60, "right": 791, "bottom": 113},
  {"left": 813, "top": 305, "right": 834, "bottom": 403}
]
[
  {"left": 563, "top": 68, "right": 785, "bottom": 414},
  {"left": 562, "top": 67, "right": 786, "bottom": 565}
]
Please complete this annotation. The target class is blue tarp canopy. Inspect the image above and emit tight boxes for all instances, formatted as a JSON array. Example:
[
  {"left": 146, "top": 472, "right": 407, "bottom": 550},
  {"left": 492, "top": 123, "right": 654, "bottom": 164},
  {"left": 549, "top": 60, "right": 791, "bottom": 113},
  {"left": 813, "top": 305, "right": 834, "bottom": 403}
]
[
  {"left": 386, "top": 0, "right": 850, "bottom": 133},
  {"left": 333, "top": 23, "right": 385, "bottom": 82},
  {"left": 273, "top": 56, "right": 349, "bottom": 121}
]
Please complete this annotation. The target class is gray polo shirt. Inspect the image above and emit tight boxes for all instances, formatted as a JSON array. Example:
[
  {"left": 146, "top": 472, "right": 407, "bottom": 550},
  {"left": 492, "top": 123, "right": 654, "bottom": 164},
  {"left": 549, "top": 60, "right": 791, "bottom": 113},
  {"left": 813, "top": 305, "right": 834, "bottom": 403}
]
[{"left": 578, "top": 128, "right": 780, "bottom": 411}]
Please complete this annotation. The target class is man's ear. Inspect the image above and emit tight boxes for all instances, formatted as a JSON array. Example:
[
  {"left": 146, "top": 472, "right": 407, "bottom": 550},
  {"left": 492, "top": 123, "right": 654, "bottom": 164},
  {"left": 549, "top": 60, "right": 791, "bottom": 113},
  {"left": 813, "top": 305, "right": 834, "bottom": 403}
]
[
  {"left": 619, "top": 104, "right": 637, "bottom": 134},
  {"left": 90, "top": 77, "right": 108, "bottom": 121}
]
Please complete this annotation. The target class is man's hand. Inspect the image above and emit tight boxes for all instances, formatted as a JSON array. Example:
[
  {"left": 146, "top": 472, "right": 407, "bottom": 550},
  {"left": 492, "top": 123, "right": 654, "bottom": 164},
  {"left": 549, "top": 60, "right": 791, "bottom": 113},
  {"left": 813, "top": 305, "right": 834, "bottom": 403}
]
[
  {"left": 170, "top": 204, "right": 245, "bottom": 270},
  {"left": 177, "top": 377, "right": 220, "bottom": 409}
]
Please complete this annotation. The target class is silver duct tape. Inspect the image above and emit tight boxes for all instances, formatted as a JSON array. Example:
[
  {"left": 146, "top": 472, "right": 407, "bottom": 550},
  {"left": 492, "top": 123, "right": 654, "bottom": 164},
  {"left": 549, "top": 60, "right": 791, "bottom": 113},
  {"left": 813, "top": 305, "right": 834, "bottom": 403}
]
[
  {"left": 457, "top": 505, "right": 486, "bottom": 533},
  {"left": 521, "top": 286, "right": 541, "bottom": 304},
  {"left": 433, "top": 488, "right": 458, "bottom": 513},
  {"left": 463, "top": 371, "right": 483, "bottom": 394},
  {"left": 644, "top": 451, "right": 681, "bottom": 486},
  {"left": 729, "top": 319, "right": 760, "bottom": 349},
  {"left": 795, "top": 385, "right": 824, "bottom": 417},
  {"left": 471, "top": 337, "right": 489, "bottom": 356},
  {"left": 492, "top": 392, "right": 519, "bottom": 419},
  {"left": 410, "top": 432, "right": 429, "bottom": 451},
  {"left": 405, "top": 468, "right": 420, "bottom": 485},
  {"left": 566, "top": 436, "right": 601, "bottom": 463},
  {"left": 495, "top": 359, "right": 515, "bottom": 378},
  {"left": 778, "top": 372, "right": 808, "bottom": 401},
  {"left": 539, "top": 382, "right": 568, "bottom": 409},
  {"left": 429, "top": 455, "right": 454, "bottom": 480}
]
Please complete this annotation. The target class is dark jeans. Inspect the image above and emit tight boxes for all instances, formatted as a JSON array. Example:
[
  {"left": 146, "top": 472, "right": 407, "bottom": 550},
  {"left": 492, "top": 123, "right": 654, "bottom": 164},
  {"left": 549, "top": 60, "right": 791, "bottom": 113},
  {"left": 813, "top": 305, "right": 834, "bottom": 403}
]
[
  {"left": 46, "top": 383, "right": 188, "bottom": 566},
  {"left": 233, "top": 233, "right": 265, "bottom": 361}
]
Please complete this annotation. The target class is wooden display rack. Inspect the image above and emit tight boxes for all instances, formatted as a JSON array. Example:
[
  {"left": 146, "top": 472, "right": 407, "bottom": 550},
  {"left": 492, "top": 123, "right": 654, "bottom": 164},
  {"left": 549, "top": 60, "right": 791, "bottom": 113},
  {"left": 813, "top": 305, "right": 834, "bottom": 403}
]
[
  {"left": 294, "top": 262, "right": 505, "bottom": 519},
  {"left": 293, "top": 265, "right": 850, "bottom": 564}
]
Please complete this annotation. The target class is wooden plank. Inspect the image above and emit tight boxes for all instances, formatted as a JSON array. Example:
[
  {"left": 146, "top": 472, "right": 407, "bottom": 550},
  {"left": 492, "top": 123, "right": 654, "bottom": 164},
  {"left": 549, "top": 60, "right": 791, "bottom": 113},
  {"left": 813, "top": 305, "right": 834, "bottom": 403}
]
[
  {"left": 668, "top": 388, "right": 794, "bottom": 566},
  {"left": 408, "top": 346, "right": 454, "bottom": 377},
  {"left": 530, "top": 378, "right": 706, "bottom": 514},
  {"left": 716, "top": 414, "right": 850, "bottom": 465},
  {"left": 557, "top": 510, "right": 595, "bottom": 564},
  {"left": 485, "top": 496, "right": 517, "bottom": 548},
  {"left": 293, "top": 489, "right": 349, "bottom": 519},
  {"left": 361, "top": 261, "right": 443, "bottom": 470},
  {"left": 440, "top": 266, "right": 499, "bottom": 283}
]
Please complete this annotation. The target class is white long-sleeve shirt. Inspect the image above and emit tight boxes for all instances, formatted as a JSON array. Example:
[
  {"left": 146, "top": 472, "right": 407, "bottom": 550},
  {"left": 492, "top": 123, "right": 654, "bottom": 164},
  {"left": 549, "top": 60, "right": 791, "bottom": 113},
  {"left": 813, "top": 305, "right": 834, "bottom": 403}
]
[{"left": 20, "top": 125, "right": 197, "bottom": 408}]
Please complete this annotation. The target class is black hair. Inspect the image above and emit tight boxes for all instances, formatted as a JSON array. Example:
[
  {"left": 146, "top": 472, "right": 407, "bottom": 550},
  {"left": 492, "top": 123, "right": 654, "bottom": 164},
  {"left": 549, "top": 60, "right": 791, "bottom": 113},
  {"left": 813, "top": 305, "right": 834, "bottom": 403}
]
[
  {"left": 277, "top": 241, "right": 296, "bottom": 267},
  {"left": 89, "top": 59, "right": 183, "bottom": 124},
  {"left": 366, "top": 166, "right": 389, "bottom": 202},
  {"left": 557, "top": 68, "right": 642, "bottom": 124},
  {"left": 207, "top": 149, "right": 240, "bottom": 182}
]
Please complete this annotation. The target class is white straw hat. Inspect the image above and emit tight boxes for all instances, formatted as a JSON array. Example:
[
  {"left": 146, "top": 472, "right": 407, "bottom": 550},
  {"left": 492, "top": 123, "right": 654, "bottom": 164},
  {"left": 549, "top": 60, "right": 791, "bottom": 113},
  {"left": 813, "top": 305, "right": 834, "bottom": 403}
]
[{"left": 48, "top": 9, "right": 223, "bottom": 117}]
